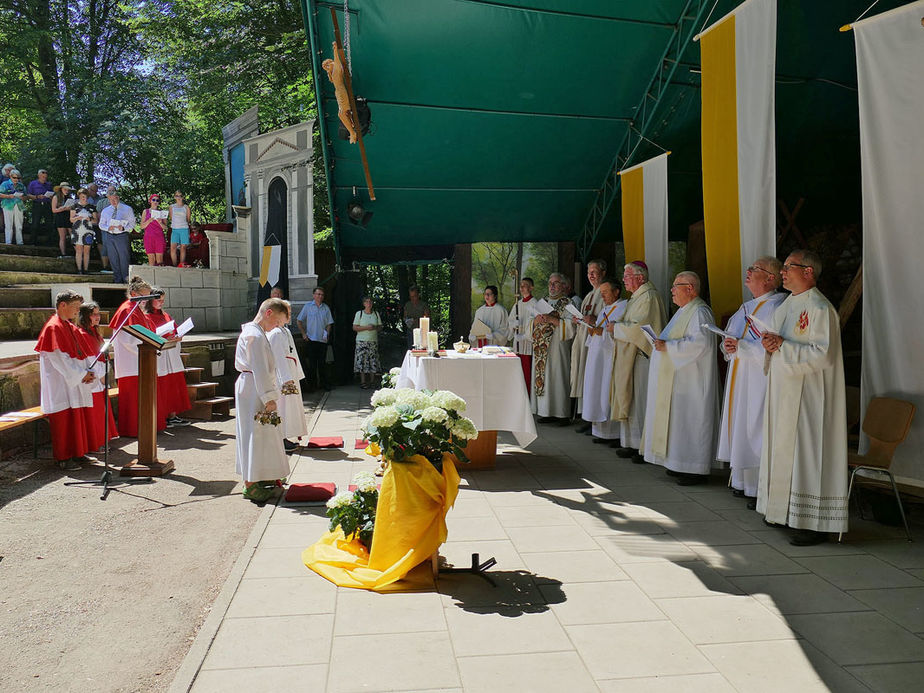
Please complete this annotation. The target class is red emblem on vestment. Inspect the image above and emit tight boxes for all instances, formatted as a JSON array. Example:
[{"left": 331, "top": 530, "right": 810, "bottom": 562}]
[{"left": 797, "top": 310, "right": 809, "bottom": 332}]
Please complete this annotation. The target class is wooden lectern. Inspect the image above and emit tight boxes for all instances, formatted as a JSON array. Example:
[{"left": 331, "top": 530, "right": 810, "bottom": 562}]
[{"left": 120, "top": 325, "right": 177, "bottom": 477}]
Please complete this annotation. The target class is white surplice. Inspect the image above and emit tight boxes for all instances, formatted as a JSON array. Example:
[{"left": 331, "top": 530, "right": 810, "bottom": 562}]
[
  {"left": 717, "top": 291, "right": 787, "bottom": 496},
  {"left": 757, "top": 288, "right": 848, "bottom": 532},
  {"left": 570, "top": 287, "right": 605, "bottom": 414},
  {"left": 470, "top": 303, "right": 510, "bottom": 346},
  {"left": 529, "top": 299, "right": 575, "bottom": 418},
  {"left": 508, "top": 297, "right": 538, "bottom": 355},
  {"left": 642, "top": 299, "right": 719, "bottom": 474},
  {"left": 582, "top": 300, "right": 627, "bottom": 438},
  {"left": 234, "top": 322, "right": 289, "bottom": 482},
  {"left": 269, "top": 325, "right": 308, "bottom": 439}
]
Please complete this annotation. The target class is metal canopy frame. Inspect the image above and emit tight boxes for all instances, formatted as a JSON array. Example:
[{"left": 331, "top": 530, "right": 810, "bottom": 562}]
[{"left": 576, "top": 0, "right": 711, "bottom": 261}]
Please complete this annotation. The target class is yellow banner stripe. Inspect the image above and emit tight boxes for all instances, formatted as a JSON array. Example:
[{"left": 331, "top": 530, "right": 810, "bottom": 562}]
[
  {"left": 701, "top": 14, "right": 743, "bottom": 321},
  {"left": 621, "top": 166, "right": 645, "bottom": 266},
  {"left": 259, "top": 246, "right": 272, "bottom": 286}
]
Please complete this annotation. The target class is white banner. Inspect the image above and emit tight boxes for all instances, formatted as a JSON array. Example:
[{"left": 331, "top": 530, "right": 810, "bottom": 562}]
[
  {"left": 619, "top": 152, "right": 669, "bottom": 300},
  {"left": 855, "top": 1, "right": 924, "bottom": 484}
]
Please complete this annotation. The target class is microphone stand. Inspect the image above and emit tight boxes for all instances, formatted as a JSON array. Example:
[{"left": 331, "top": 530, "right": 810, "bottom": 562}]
[{"left": 66, "top": 299, "right": 152, "bottom": 500}]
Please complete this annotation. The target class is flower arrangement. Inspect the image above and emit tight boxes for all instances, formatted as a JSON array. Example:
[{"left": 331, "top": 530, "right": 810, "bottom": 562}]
[
  {"left": 281, "top": 381, "right": 299, "bottom": 396},
  {"left": 362, "top": 387, "right": 479, "bottom": 470},
  {"left": 326, "top": 471, "right": 379, "bottom": 549},
  {"left": 254, "top": 409, "right": 282, "bottom": 426},
  {"left": 380, "top": 367, "right": 402, "bottom": 389}
]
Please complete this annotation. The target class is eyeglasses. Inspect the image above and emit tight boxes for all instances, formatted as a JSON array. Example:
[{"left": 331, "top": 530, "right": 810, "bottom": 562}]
[
  {"left": 10, "top": 176, "right": 21, "bottom": 180},
  {"left": 747, "top": 265, "right": 774, "bottom": 275},
  {"left": 151, "top": 197, "right": 160, "bottom": 202},
  {"left": 781, "top": 262, "right": 810, "bottom": 271},
  {"left": 174, "top": 195, "right": 183, "bottom": 198}
]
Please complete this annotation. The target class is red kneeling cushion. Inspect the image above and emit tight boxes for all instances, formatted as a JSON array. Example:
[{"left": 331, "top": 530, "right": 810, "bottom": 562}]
[
  {"left": 284, "top": 482, "right": 336, "bottom": 502},
  {"left": 307, "top": 436, "right": 344, "bottom": 448}
]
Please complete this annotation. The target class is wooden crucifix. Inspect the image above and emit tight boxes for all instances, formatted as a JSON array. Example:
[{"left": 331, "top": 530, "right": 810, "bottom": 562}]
[{"left": 327, "top": 8, "right": 375, "bottom": 200}]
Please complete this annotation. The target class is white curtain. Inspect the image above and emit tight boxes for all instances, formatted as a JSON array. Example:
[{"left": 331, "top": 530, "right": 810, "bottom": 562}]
[{"left": 855, "top": 1, "right": 924, "bottom": 483}]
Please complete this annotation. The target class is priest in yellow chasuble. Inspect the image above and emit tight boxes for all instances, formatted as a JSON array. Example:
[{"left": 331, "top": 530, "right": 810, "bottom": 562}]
[
  {"left": 641, "top": 272, "right": 719, "bottom": 484},
  {"left": 717, "top": 257, "right": 786, "bottom": 505},
  {"left": 610, "top": 261, "right": 667, "bottom": 463},
  {"left": 757, "top": 250, "right": 847, "bottom": 546},
  {"left": 530, "top": 273, "right": 576, "bottom": 422}
]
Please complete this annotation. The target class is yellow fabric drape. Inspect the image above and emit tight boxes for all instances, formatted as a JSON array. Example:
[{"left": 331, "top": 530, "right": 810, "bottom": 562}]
[
  {"left": 701, "top": 15, "right": 743, "bottom": 320},
  {"left": 302, "top": 454, "right": 460, "bottom": 591},
  {"left": 620, "top": 166, "right": 645, "bottom": 264}
]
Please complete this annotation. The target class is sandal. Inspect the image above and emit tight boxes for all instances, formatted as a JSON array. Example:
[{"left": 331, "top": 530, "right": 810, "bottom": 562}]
[{"left": 243, "top": 484, "right": 274, "bottom": 503}]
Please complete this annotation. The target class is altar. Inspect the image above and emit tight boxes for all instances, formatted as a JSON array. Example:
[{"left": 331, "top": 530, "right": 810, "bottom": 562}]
[{"left": 396, "top": 351, "right": 537, "bottom": 468}]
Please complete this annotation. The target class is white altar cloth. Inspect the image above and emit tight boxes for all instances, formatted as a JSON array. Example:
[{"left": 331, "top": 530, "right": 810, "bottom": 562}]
[{"left": 396, "top": 351, "right": 537, "bottom": 448}]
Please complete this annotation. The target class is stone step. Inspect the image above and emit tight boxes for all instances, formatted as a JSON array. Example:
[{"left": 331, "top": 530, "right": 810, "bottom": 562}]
[
  {"left": 182, "top": 396, "right": 233, "bottom": 420},
  {"left": 184, "top": 366, "right": 204, "bottom": 384},
  {"left": 1, "top": 269, "right": 115, "bottom": 286},
  {"left": 0, "top": 252, "right": 102, "bottom": 275},
  {"left": 186, "top": 381, "right": 217, "bottom": 402},
  {"left": 0, "top": 307, "right": 110, "bottom": 340},
  {"left": 0, "top": 286, "right": 51, "bottom": 308},
  {"left": 0, "top": 243, "right": 62, "bottom": 258}
]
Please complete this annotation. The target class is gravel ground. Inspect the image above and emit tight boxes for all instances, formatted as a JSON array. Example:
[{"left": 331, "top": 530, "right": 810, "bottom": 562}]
[{"left": 0, "top": 409, "right": 306, "bottom": 693}]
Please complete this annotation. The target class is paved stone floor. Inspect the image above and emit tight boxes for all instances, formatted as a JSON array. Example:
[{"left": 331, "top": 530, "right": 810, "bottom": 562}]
[{"left": 172, "top": 386, "right": 924, "bottom": 693}]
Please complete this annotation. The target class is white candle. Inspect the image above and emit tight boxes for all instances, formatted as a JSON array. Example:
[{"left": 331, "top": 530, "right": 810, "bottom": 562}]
[
  {"left": 427, "top": 331, "right": 439, "bottom": 352},
  {"left": 413, "top": 328, "right": 421, "bottom": 348},
  {"left": 419, "top": 317, "right": 430, "bottom": 337}
]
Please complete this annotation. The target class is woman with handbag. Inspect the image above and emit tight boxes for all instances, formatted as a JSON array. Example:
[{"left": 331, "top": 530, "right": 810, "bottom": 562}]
[{"left": 69, "top": 188, "right": 97, "bottom": 275}]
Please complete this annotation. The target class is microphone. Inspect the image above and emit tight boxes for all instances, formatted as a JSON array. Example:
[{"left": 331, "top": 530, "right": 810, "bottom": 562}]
[{"left": 129, "top": 294, "right": 161, "bottom": 302}]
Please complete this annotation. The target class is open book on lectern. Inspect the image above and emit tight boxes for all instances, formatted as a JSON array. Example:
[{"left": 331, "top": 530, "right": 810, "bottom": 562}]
[{"left": 123, "top": 324, "right": 176, "bottom": 351}]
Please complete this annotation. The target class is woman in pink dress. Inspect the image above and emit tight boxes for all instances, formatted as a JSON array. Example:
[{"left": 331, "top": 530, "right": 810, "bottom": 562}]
[{"left": 140, "top": 194, "right": 168, "bottom": 265}]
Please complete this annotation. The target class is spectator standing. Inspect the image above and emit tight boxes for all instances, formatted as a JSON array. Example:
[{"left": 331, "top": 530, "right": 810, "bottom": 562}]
[
  {"left": 76, "top": 301, "right": 118, "bottom": 451},
  {"left": 27, "top": 168, "right": 54, "bottom": 245},
  {"left": 140, "top": 194, "right": 167, "bottom": 266},
  {"left": 0, "top": 169, "right": 27, "bottom": 245},
  {"left": 95, "top": 185, "right": 112, "bottom": 273},
  {"left": 185, "top": 222, "right": 209, "bottom": 267},
  {"left": 296, "top": 287, "right": 334, "bottom": 391},
  {"left": 51, "top": 182, "right": 74, "bottom": 257},
  {"left": 169, "top": 191, "right": 192, "bottom": 267},
  {"left": 98, "top": 189, "right": 135, "bottom": 284},
  {"left": 0, "top": 163, "right": 11, "bottom": 239},
  {"left": 69, "top": 188, "right": 97, "bottom": 275},
  {"left": 352, "top": 296, "right": 383, "bottom": 388},
  {"left": 402, "top": 284, "right": 430, "bottom": 351}
]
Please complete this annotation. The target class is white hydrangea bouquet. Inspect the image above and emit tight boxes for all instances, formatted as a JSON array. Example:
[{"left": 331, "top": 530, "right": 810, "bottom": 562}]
[
  {"left": 326, "top": 471, "right": 379, "bottom": 549},
  {"left": 380, "top": 367, "right": 402, "bottom": 389},
  {"left": 362, "top": 387, "right": 479, "bottom": 470}
]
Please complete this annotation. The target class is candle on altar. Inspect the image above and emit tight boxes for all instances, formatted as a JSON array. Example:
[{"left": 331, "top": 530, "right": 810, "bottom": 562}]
[
  {"left": 419, "top": 317, "right": 430, "bottom": 337},
  {"left": 413, "top": 328, "right": 421, "bottom": 348},
  {"left": 427, "top": 331, "right": 439, "bottom": 352}
]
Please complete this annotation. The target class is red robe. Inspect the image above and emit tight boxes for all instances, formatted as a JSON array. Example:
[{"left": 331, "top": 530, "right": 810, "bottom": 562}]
[
  {"left": 34, "top": 315, "right": 91, "bottom": 462},
  {"left": 76, "top": 326, "right": 119, "bottom": 449},
  {"left": 146, "top": 310, "right": 191, "bottom": 417},
  {"left": 109, "top": 300, "right": 166, "bottom": 437}
]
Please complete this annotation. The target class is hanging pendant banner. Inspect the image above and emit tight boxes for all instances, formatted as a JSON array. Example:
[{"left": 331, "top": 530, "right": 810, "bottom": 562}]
[
  {"left": 619, "top": 152, "right": 670, "bottom": 300},
  {"left": 855, "top": 0, "right": 924, "bottom": 485},
  {"left": 259, "top": 244, "right": 281, "bottom": 287},
  {"left": 700, "top": 0, "right": 777, "bottom": 320}
]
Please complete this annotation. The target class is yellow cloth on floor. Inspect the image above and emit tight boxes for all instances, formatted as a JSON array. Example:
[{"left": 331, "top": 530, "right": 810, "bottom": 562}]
[{"left": 302, "top": 454, "right": 460, "bottom": 591}]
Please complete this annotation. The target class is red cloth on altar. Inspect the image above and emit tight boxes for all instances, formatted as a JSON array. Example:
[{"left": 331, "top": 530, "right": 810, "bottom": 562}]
[{"left": 518, "top": 353, "right": 532, "bottom": 396}]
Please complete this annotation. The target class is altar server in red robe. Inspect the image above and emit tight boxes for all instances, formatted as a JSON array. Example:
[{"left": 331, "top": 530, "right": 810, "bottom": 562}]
[
  {"left": 144, "top": 288, "right": 191, "bottom": 427},
  {"left": 76, "top": 301, "right": 118, "bottom": 451},
  {"left": 109, "top": 276, "right": 166, "bottom": 436},
  {"left": 35, "top": 290, "right": 97, "bottom": 470}
]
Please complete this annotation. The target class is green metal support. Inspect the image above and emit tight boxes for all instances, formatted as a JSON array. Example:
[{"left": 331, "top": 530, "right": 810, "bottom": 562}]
[
  {"left": 576, "top": 0, "right": 712, "bottom": 261},
  {"left": 301, "top": 0, "right": 343, "bottom": 268}
]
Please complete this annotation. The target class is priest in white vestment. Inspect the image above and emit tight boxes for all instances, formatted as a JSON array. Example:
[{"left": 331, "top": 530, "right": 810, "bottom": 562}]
[
  {"left": 581, "top": 278, "right": 627, "bottom": 441},
  {"left": 757, "top": 250, "right": 848, "bottom": 546},
  {"left": 235, "top": 298, "right": 292, "bottom": 504},
  {"left": 642, "top": 272, "right": 718, "bottom": 484},
  {"left": 269, "top": 286, "right": 308, "bottom": 451},
  {"left": 717, "top": 257, "right": 786, "bottom": 504},
  {"left": 470, "top": 285, "right": 509, "bottom": 346},
  {"left": 530, "top": 273, "right": 575, "bottom": 422},
  {"left": 611, "top": 262, "right": 667, "bottom": 463},
  {"left": 508, "top": 277, "right": 539, "bottom": 394},
  {"left": 570, "top": 260, "right": 606, "bottom": 423}
]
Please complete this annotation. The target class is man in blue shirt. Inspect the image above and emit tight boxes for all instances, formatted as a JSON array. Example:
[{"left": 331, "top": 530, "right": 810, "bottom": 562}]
[
  {"left": 0, "top": 168, "right": 27, "bottom": 245},
  {"left": 296, "top": 287, "right": 334, "bottom": 391},
  {"left": 98, "top": 188, "right": 136, "bottom": 283}
]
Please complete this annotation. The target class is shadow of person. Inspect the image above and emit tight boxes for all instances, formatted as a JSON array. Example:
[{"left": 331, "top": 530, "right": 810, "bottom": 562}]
[{"left": 437, "top": 569, "right": 566, "bottom": 616}]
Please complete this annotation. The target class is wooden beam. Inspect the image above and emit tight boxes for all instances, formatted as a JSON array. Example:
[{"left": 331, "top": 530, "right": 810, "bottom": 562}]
[
  {"left": 839, "top": 262, "right": 863, "bottom": 329},
  {"left": 330, "top": 9, "right": 375, "bottom": 200}
]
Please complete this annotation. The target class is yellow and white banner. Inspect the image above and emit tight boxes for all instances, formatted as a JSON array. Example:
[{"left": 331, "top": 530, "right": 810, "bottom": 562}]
[
  {"left": 619, "top": 152, "right": 669, "bottom": 300},
  {"left": 699, "top": 0, "right": 777, "bottom": 320},
  {"left": 855, "top": 0, "right": 924, "bottom": 485},
  {"left": 259, "top": 244, "right": 281, "bottom": 287}
]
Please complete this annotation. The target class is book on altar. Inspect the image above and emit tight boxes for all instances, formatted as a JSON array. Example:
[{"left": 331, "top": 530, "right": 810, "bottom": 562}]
[
  {"left": 155, "top": 320, "right": 176, "bottom": 336},
  {"left": 470, "top": 318, "right": 491, "bottom": 336},
  {"left": 533, "top": 298, "right": 555, "bottom": 314},
  {"left": 640, "top": 324, "right": 658, "bottom": 346},
  {"left": 176, "top": 317, "right": 194, "bottom": 337}
]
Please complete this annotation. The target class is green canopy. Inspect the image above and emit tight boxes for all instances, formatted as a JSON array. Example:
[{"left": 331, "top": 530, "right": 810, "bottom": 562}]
[{"left": 301, "top": 0, "right": 905, "bottom": 261}]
